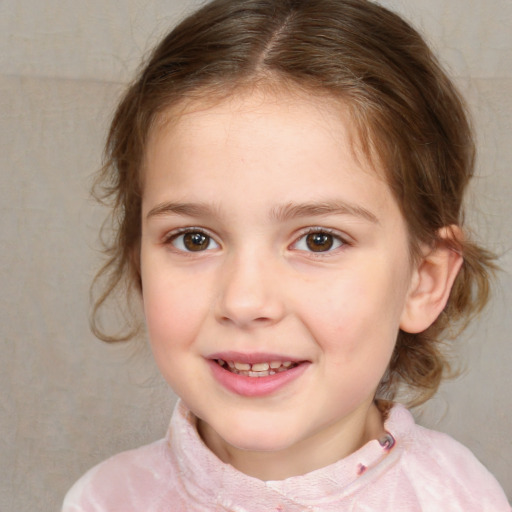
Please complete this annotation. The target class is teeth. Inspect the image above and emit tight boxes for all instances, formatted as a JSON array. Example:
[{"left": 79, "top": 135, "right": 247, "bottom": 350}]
[
  {"left": 251, "top": 362, "right": 270, "bottom": 372},
  {"left": 216, "top": 359, "right": 299, "bottom": 377},
  {"left": 234, "top": 362, "right": 251, "bottom": 371},
  {"left": 248, "top": 370, "right": 270, "bottom": 377}
]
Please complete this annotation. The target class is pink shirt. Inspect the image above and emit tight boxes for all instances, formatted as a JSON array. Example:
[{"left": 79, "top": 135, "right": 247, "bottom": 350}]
[{"left": 63, "top": 401, "right": 510, "bottom": 511}]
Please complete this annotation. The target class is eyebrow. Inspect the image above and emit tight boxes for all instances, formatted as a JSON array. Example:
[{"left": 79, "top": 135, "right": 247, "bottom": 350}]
[
  {"left": 269, "top": 200, "right": 379, "bottom": 224},
  {"left": 146, "top": 199, "right": 378, "bottom": 224},
  {"left": 146, "top": 201, "right": 221, "bottom": 220}
]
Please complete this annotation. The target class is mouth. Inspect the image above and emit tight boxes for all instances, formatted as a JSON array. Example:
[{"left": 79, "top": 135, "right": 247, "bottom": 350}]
[
  {"left": 214, "top": 359, "right": 299, "bottom": 377},
  {"left": 207, "top": 354, "right": 310, "bottom": 396}
]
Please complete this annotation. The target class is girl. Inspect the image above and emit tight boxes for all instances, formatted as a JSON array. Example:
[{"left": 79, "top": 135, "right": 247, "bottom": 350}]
[{"left": 63, "top": 0, "right": 510, "bottom": 510}]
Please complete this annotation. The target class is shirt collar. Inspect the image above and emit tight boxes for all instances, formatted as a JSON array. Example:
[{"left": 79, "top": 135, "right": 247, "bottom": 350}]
[{"left": 165, "top": 400, "right": 413, "bottom": 510}]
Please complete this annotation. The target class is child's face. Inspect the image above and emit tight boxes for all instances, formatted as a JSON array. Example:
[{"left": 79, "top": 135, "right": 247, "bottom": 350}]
[{"left": 140, "top": 89, "right": 416, "bottom": 473}]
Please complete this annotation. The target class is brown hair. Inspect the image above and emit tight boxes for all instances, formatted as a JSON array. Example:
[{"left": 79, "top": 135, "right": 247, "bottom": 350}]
[{"left": 92, "top": 0, "right": 496, "bottom": 406}]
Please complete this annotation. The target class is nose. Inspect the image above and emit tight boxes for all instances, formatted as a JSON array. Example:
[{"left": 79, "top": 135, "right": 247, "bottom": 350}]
[{"left": 214, "top": 251, "right": 286, "bottom": 329}]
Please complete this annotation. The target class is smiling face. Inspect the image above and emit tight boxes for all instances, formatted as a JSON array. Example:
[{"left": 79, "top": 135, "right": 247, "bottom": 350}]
[{"left": 140, "top": 88, "right": 417, "bottom": 478}]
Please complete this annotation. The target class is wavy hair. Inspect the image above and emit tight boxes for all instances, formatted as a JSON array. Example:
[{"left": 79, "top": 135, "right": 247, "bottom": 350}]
[{"left": 91, "top": 0, "right": 496, "bottom": 406}]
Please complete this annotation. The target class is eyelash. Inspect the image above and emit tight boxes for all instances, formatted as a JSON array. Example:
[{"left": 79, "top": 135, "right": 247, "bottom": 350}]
[
  {"left": 163, "top": 227, "right": 219, "bottom": 253},
  {"left": 291, "top": 227, "right": 348, "bottom": 256},
  {"left": 162, "top": 227, "right": 349, "bottom": 255}
]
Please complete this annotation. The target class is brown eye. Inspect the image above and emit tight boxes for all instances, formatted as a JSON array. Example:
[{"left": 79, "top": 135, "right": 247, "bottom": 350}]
[
  {"left": 305, "top": 232, "right": 334, "bottom": 252},
  {"left": 170, "top": 231, "right": 219, "bottom": 252},
  {"left": 292, "top": 230, "right": 344, "bottom": 253},
  {"left": 183, "top": 232, "right": 210, "bottom": 251}
]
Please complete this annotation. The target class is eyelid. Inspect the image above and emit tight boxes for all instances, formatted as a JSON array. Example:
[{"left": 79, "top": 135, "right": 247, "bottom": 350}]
[
  {"left": 162, "top": 226, "right": 203, "bottom": 242},
  {"left": 162, "top": 226, "right": 220, "bottom": 251},
  {"left": 290, "top": 227, "right": 351, "bottom": 254}
]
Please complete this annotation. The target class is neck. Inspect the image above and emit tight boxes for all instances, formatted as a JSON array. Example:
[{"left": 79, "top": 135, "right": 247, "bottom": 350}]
[{"left": 197, "top": 401, "right": 386, "bottom": 481}]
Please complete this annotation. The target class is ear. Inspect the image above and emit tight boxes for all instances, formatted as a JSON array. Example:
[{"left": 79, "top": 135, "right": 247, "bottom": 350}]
[{"left": 400, "top": 226, "right": 463, "bottom": 333}]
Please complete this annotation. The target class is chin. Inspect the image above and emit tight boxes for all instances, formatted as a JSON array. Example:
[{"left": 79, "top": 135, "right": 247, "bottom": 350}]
[{"left": 215, "top": 417, "right": 300, "bottom": 453}]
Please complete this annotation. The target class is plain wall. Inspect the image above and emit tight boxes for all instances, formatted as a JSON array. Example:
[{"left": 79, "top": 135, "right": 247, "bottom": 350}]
[{"left": 1, "top": 1, "right": 511, "bottom": 510}]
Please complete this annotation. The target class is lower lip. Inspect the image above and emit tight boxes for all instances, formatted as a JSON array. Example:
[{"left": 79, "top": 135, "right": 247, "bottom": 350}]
[{"left": 207, "top": 360, "right": 309, "bottom": 397}]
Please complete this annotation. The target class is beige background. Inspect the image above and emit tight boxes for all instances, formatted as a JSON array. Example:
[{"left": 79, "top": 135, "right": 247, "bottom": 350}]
[{"left": 1, "top": 1, "right": 511, "bottom": 510}]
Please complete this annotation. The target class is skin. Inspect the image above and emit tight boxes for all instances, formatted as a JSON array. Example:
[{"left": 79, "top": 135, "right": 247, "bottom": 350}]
[{"left": 139, "top": 88, "right": 458, "bottom": 480}]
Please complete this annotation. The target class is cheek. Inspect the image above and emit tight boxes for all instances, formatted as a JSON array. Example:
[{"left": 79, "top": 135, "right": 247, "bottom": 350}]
[
  {"left": 303, "top": 268, "right": 407, "bottom": 359},
  {"left": 142, "top": 278, "right": 207, "bottom": 393},
  {"left": 142, "top": 271, "right": 205, "bottom": 351}
]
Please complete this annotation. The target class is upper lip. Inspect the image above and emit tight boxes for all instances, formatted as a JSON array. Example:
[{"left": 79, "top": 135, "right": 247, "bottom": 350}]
[{"left": 207, "top": 351, "right": 304, "bottom": 364}]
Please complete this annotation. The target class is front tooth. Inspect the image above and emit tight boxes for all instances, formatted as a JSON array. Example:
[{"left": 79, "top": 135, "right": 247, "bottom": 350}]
[
  {"left": 250, "top": 370, "right": 270, "bottom": 377},
  {"left": 234, "top": 362, "right": 251, "bottom": 371},
  {"left": 252, "top": 362, "right": 270, "bottom": 371},
  {"left": 269, "top": 361, "right": 281, "bottom": 369}
]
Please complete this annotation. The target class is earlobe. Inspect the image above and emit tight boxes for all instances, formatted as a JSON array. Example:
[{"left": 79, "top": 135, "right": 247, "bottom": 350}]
[{"left": 400, "top": 226, "right": 463, "bottom": 334}]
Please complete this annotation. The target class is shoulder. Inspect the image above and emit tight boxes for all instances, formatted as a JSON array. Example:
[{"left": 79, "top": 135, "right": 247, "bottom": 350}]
[
  {"left": 62, "top": 438, "right": 181, "bottom": 512},
  {"left": 388, "top": 404, "right": 511, "bottom": 511}
]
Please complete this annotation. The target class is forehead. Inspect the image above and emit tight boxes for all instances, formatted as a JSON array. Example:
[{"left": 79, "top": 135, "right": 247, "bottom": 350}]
[
  {"left": 146, "top": 85, "right": 384, "bottom": 180},
  {"left": 141, "top": 87, "right": 403, "bottom": 231}
]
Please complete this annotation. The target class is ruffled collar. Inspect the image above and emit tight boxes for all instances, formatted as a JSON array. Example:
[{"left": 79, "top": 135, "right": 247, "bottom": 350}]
[{"left": 165, "top": 401, "right": 413, "bottom": 510}]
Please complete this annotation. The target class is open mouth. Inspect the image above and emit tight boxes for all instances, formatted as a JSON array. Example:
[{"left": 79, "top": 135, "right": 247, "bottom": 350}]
[{"left": 215, "top": 359, "right": 300, "bottom": 377}]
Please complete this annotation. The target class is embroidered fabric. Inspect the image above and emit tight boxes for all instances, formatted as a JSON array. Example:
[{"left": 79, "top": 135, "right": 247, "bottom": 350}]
[{"left": 62, "top": 401, "right": 511, "bottom": 511}]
